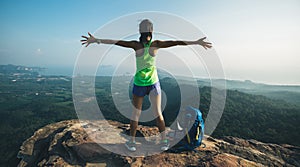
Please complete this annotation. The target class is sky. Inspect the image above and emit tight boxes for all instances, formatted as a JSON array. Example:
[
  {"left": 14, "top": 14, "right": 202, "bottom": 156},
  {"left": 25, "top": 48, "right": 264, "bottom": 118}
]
[{"left": 0, "top": 0, "right": 299, "bottom": 85}]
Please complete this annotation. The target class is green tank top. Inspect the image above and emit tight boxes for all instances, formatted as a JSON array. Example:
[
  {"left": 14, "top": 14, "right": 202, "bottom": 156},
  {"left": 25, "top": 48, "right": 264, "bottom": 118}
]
[{"left": 134, "top": 41, "right": 159, "bottom": 86}]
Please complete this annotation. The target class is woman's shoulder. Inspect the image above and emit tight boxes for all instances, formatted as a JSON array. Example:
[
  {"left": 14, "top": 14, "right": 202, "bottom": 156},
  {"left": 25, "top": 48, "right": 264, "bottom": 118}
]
[{"left": 150, "top": 40, "right": 161, "bottom": 47}]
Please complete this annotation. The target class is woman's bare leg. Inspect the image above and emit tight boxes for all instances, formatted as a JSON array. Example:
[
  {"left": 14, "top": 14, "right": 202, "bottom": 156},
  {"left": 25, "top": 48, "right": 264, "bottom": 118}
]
[
  {"left": 130, "top": 94, "right": 144, "bottom": 142},
  {"left": 149, "top": 92, "right": 167, "bottom": 140}
]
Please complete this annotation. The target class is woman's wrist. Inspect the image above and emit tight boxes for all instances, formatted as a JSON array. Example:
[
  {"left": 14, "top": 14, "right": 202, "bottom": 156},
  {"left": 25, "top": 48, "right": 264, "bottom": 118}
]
[{"left": 96, "top": 39, "right": 101, "bottom": 44}]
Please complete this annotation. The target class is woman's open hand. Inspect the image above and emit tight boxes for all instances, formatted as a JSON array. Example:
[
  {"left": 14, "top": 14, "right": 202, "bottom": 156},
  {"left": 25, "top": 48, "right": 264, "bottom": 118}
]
[
  {"left": 198, "top": 37, "right": 212, "bottom": 49},
  {"left": 81, "top": 32, "right": 97, "bottom": 47}
]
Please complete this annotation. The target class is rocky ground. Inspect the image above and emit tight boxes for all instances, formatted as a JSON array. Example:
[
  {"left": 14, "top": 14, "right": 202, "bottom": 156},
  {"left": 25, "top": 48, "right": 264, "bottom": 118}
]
[{"left": 17, "top": 120, "right": 300, "bottom": 167}]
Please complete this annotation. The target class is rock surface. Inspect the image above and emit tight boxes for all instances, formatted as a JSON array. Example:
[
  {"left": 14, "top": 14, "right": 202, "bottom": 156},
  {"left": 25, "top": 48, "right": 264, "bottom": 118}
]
[{"left": 17, "top": 120, "right": 300, "bottom": 167}]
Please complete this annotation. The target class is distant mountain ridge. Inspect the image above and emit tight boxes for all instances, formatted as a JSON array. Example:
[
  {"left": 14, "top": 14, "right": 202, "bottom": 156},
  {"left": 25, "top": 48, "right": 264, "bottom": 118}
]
[
  {"left": 1, "top": 64, "right": 299, "bottom": 89},
  {"left": 196, "top": 78, "right": 300, "bottom": 105},
  {"left": 160, "top": 71, "right": 300, "bottom": 105}
]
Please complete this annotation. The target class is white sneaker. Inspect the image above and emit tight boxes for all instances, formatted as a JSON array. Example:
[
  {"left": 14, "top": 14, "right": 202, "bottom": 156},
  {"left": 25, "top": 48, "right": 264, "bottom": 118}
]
[
  {"left": 125, "top": 141, "right": 136, "bottom": 152},
  {"left": 160, "top": 139, "right": 170, "bottom": 151}
]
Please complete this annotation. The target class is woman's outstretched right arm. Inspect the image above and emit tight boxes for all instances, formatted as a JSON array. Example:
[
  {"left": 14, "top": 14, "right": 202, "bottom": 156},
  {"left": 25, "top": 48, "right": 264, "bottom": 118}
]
[{"left": 81, "top": 32, "right": 138, "bottom": 49}]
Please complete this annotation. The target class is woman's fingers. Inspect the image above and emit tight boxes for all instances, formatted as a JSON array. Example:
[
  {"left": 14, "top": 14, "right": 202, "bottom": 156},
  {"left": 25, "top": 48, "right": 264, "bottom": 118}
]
[{"left": 81, "top": 33, "right": 95, "bottom": 47}]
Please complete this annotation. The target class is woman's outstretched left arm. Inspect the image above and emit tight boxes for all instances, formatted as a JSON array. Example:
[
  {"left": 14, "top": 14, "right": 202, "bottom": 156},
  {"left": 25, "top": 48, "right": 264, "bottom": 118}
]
[{"left": 153, "top": 37, "right": 212, "bottom": 49}]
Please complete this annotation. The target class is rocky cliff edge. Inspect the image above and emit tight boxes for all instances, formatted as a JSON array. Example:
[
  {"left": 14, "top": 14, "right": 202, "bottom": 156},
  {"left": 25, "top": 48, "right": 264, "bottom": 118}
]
[{"left": 17, "top": 120, "right": 300, "bottom": 167}]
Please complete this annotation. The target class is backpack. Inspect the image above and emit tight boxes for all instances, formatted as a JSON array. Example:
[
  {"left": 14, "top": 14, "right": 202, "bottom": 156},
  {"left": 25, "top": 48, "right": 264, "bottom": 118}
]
[{"left": 171, "top": 106, "right": 205, "bottom": 152}]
